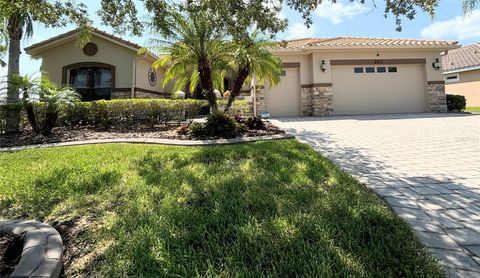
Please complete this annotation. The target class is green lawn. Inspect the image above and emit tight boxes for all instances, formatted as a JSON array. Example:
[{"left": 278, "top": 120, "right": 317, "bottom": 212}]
[
  {"left": 465, "top": 107, "right": 480, "bottom": 112},
  {"left": 0, "top": 140, "right": 442, "bottom": 277}
]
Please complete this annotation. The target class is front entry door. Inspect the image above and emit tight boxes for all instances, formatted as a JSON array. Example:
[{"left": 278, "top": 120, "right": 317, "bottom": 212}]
[{"left": 69, "top": 66, "right": 113, "bottom": 101}]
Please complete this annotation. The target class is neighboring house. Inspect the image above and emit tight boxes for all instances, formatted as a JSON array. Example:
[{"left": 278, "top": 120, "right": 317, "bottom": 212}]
[
  {"left": 25, "top": 29, "right": 458, "bottom": 116},
  {"left": 442, "top": 43, "right": 480, "bottom": 107}
]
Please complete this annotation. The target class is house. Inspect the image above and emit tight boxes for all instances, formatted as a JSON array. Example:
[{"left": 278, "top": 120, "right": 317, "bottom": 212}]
[
  {"left": 264, "top": 38, "right": 458, "bottom": 116},
  {"left": 442, "top": 43, "right": 480, "bottom": 107},
  {"left": 25, "top": 28, "right": 170, "bottom": 101},
  {"left": 25, "top": 29, "right": 459, "bottom": 116}
]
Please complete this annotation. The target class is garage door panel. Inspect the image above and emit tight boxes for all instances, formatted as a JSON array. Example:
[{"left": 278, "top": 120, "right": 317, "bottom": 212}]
[
  {"left": 265, "top": 68, "right": 300, "bottom": 117},
  {"left": 332, "top": 64, "right": 427, "bottom": 115}
]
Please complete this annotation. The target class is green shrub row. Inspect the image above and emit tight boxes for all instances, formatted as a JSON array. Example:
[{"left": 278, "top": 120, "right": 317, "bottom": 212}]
[
  {"left": 446, "top": 94, "right": 466, "bottom": 112},
  {"left": 0, "top": 98, "right": 251, "bottom": 132}
]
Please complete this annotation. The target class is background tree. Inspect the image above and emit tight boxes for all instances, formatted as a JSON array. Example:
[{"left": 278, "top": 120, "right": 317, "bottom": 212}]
[
  {"left": 0, "top": 0, "right": 91, "bottom": 133},
  {"left": 99, "top": 0, "right": 480, "bottom": 37}
]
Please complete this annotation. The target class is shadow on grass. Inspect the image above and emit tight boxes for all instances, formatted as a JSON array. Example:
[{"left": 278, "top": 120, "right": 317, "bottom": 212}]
[
  {"left": 98, "top": 140, "right": 442, "bottom": 277},
  {"left": 1, "top": 168, "right": 122, "bottom": 219}
]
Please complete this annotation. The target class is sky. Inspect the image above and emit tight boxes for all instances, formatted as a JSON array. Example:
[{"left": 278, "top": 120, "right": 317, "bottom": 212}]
[{"left": 1, "top": 0, "right": 479, "bottom": 78}]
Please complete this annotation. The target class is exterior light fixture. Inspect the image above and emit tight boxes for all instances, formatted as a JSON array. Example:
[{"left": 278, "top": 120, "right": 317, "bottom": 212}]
[
  {"left": 432, "top": 58, "right": 441, "bottom": 70},
  {"left": 320, "top": 60, "right": 327, "bottom": 72}
]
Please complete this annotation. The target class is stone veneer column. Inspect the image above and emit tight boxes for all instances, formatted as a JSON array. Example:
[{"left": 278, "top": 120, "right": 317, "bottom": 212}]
[
  {"left": 301, "top": 86, "right": 313, "bottom": 116},
  {"left": 247, "top": 86, "right": 266, "bottom": 116},
  {"left": 427, "top": 81, "right": 448, "bottom": 112},
  {"left": 311, "top": 84, "right": 333, "bottom": 116}
]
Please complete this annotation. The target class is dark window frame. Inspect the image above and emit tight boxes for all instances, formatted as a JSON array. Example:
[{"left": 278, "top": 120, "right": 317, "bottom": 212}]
[
  {"left": 388, "top": 66, "right": 398, "bottom": 73},
  {"left": 354, "top": 67, "right": 364, "bottom": 73},
  {"left": 365, "top": 67, "right": 375, "bottom": 73},
  {"left": 376, "top": 67, "right": 386, "bottom": 73}
]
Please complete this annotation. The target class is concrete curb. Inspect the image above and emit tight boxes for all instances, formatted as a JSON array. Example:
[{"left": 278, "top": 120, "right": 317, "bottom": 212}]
[
  {"left": 0, "top": 220, "right": 63, "bottom": 278},
  {"left": 0, "top": 134, "right": 294, "bottom": 152}
]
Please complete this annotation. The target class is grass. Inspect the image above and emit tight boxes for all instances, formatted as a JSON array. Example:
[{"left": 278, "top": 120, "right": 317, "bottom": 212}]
[
  {"left": 0, "top": 140, "right": 443, "bottom": 277},
  {"left": 465, "top": 107, "right": 480, "bottom": 112}
]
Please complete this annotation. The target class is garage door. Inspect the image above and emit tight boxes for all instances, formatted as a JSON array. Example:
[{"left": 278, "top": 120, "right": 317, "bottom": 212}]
[
  {"left": 265, "top": 68, "right": 300, "bottom": 116},
  {"left": 331, "top": 64, "right": 427, "bottom": 115}
]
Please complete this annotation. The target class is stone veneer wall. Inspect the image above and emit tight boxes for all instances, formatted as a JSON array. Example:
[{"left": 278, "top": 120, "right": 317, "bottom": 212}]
[
  {"left": 427, "top": 82, "right": 448, "bottom": 112},
  {"left": 111, "top": 90, "right": 131, "bottom": 99},
  {"left": 111, "top": 89, "right": 167, "bottom": 99},
  {"left": 301, "top": 85, "right": 333, "bottom": 116},
  {"left": 246, "top": 86, "right": 265, "bottom": 116},
  {"left": 134, "top": 91, "right": 166, "bottom": 99},
  {"left": 301, "top": 87, "right": 313, "bottom": 116}
]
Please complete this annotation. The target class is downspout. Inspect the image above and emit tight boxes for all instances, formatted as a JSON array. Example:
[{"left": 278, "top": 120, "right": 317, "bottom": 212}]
[{"left": 131, "top": 58, "right": 137, "bottom": 98}]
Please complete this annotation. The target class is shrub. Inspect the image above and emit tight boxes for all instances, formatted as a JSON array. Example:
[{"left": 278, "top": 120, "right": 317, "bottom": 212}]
[
  {"left": 204, "top": 111, "right": 238, "bottom": 138},
  {"left": 446, "top": 94, "right": 466, "bottom": 112},
  {"left": 246, "top": 116, "right": 265, "bottom": 130},
  {"left": 0, "top": 99, "right": 207, "bottom": 132},
  {"left": 187, "top": 122, "right": 206, "bottom": 137}
]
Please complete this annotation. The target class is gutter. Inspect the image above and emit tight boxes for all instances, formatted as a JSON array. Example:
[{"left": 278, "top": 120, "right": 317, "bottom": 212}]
[{"left": 443, "top": 65, "right": 480, "bottom": 75}]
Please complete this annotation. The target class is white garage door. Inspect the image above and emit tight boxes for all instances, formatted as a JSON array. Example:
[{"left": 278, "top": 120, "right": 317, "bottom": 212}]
[
  {"left": 332, "top": 64, "right": 427, "bottom": 115},
  {"left": 265, "top": 68, "right": 300, "bottom": 117}
]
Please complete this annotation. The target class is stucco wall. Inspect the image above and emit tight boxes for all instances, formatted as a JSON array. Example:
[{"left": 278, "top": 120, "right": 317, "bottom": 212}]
[
  {"left": 445, "top": 70, "right": 480, "bottom": 106},
  {"left": 39, "top": 35, "right": 137, "bottom": 89},
  {"left": 135, "top": 58, "right": 168, "bottom": 93},
  {"left": 310, "top": 50, "right": 444, "bottom": 83}
]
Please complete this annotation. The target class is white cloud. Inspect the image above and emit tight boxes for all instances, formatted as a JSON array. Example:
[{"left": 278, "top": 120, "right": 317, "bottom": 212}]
[
  {"left": 284, "top": 22, "right": 316, "bottom": 39},
  {"left": 314, "top": 1, "right": 371, "bottom": 25},
  {"left": 421, "top": 10, "right": 480, "bottom": 40}
]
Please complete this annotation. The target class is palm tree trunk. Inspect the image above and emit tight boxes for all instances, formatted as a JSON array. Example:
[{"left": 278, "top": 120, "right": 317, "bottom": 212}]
[
  {"left": 5, "top": 18, "right": 23, "bottom": 133},
  {"left": 225, "top": 66, "right": 249, "bottom": 113},
  {"left": 198, "top": 58, "right": 217, "bottom": 112}
]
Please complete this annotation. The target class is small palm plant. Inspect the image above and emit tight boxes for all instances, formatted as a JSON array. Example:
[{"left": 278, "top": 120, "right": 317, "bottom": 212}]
[
  {"left": 225, "top": 31, "right": 282, "bottom": 112},
  {"left": 39, "top": 78, "right": 79, "bottom": 135},
  {"left": 4, "top": 74, "right": 80, "bottom": 135}
]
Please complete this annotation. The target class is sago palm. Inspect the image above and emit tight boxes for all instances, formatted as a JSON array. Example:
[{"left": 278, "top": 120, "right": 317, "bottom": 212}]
[
  {"left": 146, "top": 10, "right": 229, "bottom": 112},
  {"left": 225, "top": 32, "right": 282, "bottom": 112}
]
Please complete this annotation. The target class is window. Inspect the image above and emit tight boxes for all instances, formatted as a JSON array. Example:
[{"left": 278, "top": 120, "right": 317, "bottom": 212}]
[
  {"left": 445, "top": 74, "right": 459, "bottom": 83},
  {"left": 354, "top": 67, "right": 364, "bottom": 73},
  {"left": 281, "top": 70, "right": 286, "bottom": 76},
  {"left": 376, "top": 67, "right": 386, "bottom": 73},
  {"left": 365, "top": 67, "right": 375, "bottom": 73},
  {"left": 388, "top": 67, "right": 398, "bottom": 73}
]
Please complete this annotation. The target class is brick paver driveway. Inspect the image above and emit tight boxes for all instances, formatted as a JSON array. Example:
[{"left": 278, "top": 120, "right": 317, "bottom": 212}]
[{"left": 272, "top": 113, "right": 480, "bottom": 277}]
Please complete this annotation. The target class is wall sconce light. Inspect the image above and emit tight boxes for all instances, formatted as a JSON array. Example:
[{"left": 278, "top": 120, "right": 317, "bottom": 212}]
[
  {"left": 432, "top": 58, "right": 441, "bottom": 71},
  {"left": 320, "top": 60, "right": 327, "bottom": 72}
]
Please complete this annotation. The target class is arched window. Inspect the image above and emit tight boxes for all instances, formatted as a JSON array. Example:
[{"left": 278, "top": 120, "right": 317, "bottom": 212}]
[{"left": 62, "top": 63, "right": 115, "bottom": 101}]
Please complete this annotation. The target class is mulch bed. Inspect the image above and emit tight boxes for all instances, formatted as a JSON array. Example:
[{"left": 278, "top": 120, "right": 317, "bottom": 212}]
[
  {"left": 0, "top": 233, "right": 23, "bottom": 277},
  {"left": 0, "top": 121, "right": 284, "bottom": 148}
]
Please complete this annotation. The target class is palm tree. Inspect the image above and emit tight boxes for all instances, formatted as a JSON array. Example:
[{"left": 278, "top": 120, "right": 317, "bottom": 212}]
[
  {"left": 2, "top": 12, "right": 33, "bottom": 132},
  {"left": 224, "top": 32, "right": 282, "bottom": 112},
  {"left": 148, "top": 10, "right": 229, "bottom": 112},
  {"left": 0, "top": 1, "right": 90, "bottom": 133}
]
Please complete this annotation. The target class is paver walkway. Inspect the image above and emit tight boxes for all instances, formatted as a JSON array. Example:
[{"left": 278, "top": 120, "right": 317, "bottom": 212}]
[{"left": 272, "top": 113, "right": 480, "bottom": 277}]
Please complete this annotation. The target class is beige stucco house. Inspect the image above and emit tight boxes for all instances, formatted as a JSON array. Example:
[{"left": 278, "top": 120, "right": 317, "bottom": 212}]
[
  {"left": 26, "top": 29, "right": 458, "bottom": 116},
  {"left": 442, "top": 43, "right": 480, "bottom": 107},
  {"left": 25, "top": 28, "right": 169, "bottom": 101}
]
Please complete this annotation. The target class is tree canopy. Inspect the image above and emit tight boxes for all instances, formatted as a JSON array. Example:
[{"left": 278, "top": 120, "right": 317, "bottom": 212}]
[{"left": 98, "top": 0, "right": 479, "bottom": 37}]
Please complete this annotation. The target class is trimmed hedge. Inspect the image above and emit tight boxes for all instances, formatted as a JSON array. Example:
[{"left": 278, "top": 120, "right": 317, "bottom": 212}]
[
  {"left": 0, "top": 98, "right": 251, "bottom": 133},
  {"left": 446, "top": 94, "right": 466, "bottom": 112}
]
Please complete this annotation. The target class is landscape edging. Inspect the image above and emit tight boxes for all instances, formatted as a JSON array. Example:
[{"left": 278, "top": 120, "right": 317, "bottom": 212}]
[
  {"left": 0, "top": 134, "right": 294, "bottom": 152},
  {"left": 0, "top": 220, "right": 63, "bottom": 278}
]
